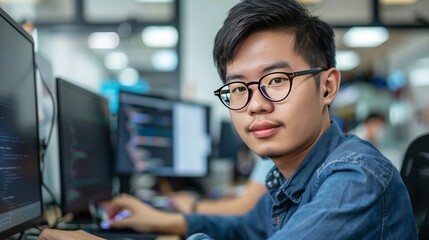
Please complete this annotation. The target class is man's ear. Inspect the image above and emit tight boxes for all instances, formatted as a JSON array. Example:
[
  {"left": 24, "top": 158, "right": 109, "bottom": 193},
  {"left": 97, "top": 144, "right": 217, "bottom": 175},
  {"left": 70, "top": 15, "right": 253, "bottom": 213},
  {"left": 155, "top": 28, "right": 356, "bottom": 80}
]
[{"left": 321, "top": 68, "right": 341, "bottom": 106}]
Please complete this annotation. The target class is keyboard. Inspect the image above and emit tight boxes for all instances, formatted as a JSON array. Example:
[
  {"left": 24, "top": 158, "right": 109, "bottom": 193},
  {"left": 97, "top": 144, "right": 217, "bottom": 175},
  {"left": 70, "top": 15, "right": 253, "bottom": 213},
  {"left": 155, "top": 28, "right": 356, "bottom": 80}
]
[
  {"left": 55, "top": 219, "right": 158, "bottom": 240},
  {"left": 87, "top": 228, "right": 158, "bottom": 240}
]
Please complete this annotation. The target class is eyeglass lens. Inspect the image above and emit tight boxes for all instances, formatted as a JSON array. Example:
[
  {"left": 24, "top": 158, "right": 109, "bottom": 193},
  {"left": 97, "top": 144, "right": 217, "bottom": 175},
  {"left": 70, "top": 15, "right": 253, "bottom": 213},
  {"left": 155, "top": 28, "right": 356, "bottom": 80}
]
[{"left": 219, "top": 72, "right": 292, "bottom": 109}]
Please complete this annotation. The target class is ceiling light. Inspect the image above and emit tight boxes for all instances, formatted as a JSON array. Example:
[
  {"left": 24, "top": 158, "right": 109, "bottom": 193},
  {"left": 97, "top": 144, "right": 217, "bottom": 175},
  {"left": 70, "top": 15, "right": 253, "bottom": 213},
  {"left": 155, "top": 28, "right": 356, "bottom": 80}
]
[
  {"left": 142, "top": 26, "right": 178, "bottom": 48},
  {"left": 343, "top": 27, "right": 389, "bottom": 48},
  {"left": 88, "top": 32, "right": 119, "bottom": 49},
  {"left": 151, "top": 50, "right": 178, "bottom": 71},
  {"left": 410, "top": 68, "right": 429, "bottom": 87},
  {"left": 104, "top": 51, "right": 128, "bottom": 70},
  {"left": 380, "top": 0, "right": 417, "bottom": 4},
  {"left": 336, "top": 50, "right": 360, "bottom": 71},
  {"left": 119, "top": 68, "right": 139, "bottom": 86}
]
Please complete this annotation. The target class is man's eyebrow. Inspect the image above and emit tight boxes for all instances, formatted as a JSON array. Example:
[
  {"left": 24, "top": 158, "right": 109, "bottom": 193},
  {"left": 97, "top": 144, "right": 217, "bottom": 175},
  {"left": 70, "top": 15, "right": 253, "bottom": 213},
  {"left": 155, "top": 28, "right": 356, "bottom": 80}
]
[
  {"left": 261, "top": 61, "right": 292, "bottom": 75},
  {"left": 225, "top": 61, "right": 292, "bottom": 82},
  {"left": 225, "top": 73, "right": 245, "bottom": 82}
]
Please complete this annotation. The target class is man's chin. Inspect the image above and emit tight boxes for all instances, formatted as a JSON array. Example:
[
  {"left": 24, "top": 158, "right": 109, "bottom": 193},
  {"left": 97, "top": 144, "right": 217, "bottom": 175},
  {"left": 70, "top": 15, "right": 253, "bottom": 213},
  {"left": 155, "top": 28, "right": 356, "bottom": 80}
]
[{"left": 254, "top": 148, "right": 282, "bottom": 159}]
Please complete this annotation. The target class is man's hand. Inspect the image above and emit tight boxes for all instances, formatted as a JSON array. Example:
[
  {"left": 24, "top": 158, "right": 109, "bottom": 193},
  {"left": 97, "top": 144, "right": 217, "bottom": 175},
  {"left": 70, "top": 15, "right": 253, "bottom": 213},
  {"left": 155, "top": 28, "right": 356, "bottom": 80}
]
[{"left": 103, "top": 193, "right": 188, "bottom": 235}]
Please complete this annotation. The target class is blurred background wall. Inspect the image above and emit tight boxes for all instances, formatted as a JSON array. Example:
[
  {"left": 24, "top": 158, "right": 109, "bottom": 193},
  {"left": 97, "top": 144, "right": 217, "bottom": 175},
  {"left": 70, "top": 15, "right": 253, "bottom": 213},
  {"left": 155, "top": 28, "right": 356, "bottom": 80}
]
[{"left": 1, "top": 0, "right": 429, "bottom": 172}]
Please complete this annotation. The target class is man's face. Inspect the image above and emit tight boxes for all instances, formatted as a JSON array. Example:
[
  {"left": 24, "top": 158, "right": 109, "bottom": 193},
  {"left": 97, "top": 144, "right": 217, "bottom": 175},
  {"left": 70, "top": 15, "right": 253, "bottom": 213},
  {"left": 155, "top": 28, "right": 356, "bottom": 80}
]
[{"left": 226, "top": 31, "right": 330, "bottom": 161}]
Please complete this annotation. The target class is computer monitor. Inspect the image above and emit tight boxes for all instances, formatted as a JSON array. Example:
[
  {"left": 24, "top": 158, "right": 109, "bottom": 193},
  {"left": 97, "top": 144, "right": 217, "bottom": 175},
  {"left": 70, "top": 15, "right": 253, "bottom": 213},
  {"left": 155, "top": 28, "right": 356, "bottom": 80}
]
[
  {"left": 115, "top": 91, "right": 211, "bottom": 177},
  {"left": 0, "top": 7, "right": 43, "bottom": 239},
  {"left": 217, "top": 120, "right": 253, "bottom": 181},
  {"left": 217, "top": 120, "right": 247, "bottom": 160},
  {"left": 56, "top": 78, "right": 113, "bottom": 214}
]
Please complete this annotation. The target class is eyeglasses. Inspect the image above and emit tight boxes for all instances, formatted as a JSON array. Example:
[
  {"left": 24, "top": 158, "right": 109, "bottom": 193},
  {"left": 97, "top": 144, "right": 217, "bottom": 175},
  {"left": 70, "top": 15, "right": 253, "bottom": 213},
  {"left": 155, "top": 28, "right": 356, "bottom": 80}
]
[{"left": 214, "top": 67, "right": 326, "bottom": 110}]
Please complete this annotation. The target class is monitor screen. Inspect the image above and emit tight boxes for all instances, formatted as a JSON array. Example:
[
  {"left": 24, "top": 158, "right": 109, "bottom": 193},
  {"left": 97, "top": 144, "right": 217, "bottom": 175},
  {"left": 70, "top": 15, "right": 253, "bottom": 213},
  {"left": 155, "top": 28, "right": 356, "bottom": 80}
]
[
  {"left": 217, "top": 120, "right": 247, "bottom": 160},
  {"left": 0, "top": 7, "right": 43, "bottom": 239},
  {"left": 56, "top": 78, "right": 113, "bottom": 214},
  {"left": 115, "top": 91, "right": 211, "bottom": 177}
]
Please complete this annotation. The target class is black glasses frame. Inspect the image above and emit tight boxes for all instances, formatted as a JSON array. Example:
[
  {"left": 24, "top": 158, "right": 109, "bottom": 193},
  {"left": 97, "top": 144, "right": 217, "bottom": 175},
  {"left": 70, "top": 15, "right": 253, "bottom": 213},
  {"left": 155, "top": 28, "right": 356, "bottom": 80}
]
[{"left": 214, "top": 67, "right": 326, "bottom": 110}]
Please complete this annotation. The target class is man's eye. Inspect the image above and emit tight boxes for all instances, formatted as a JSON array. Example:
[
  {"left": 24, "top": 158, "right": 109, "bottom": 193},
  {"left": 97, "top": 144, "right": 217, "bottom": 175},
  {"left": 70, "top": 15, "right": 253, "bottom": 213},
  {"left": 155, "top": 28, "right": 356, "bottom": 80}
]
[
  {"left": 231, "top": 86, "right": 247, "bottom": 93},
  {"left": 269, "top": 77, "right": 288, "bottom": 85}
]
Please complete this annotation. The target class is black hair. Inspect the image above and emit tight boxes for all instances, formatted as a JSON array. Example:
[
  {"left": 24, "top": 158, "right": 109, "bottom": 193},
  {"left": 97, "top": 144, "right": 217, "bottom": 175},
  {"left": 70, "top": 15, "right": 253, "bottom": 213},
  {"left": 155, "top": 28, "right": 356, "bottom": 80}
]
[
  {"left": 213, "top": 0, "right": 336, "bottom": 83},
  {"left": 364, "top": 112, "right": 386, "bottom": 123}
]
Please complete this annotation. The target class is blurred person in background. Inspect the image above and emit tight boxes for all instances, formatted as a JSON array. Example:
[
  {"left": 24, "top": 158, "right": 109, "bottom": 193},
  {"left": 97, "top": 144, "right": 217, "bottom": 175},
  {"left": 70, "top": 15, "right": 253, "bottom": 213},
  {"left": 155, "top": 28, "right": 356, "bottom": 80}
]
[
  {"left": 170, "top": 154, "right": 274, "bottom": 215},
  {"left": 348, "top": 112, "right": 387, "bottom": 148}
]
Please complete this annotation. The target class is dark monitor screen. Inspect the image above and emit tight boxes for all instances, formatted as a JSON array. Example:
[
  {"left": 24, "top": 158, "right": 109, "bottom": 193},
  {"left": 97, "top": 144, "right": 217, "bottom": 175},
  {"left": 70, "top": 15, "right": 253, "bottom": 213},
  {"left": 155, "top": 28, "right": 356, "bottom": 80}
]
[
  {"left": 115, "top": 91, "right": 211, "bottom": 177},
  {"left": 56, "top": 78, "right": 113, "bottom": 214},
  {"left": 0, "top": 7, "right": 43, "bottom": 239},
  {"left": 217, "top": 120, "right": 247, "bottom": 160}
]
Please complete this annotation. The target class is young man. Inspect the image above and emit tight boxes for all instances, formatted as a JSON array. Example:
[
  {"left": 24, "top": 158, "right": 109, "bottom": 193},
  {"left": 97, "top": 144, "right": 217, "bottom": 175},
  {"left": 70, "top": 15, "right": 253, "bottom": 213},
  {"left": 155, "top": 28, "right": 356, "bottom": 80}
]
[{"left": 38, "top": 0, "right": 417, "bottom": 239}]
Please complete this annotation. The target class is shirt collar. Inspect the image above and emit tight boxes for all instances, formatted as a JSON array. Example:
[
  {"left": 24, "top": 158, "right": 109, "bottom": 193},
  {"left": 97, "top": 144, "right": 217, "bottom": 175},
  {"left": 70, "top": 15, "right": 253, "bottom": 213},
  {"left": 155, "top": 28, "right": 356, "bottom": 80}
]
[{"left": 266, "top": 121, "right": 347, "bottom": 204}]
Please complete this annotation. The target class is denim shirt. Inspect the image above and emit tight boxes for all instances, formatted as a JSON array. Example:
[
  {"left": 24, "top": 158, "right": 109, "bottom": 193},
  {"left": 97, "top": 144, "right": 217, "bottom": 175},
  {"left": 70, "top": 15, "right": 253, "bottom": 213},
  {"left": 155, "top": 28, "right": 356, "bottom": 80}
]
[{"left": 185, "top": 121, "right": 418, "bottom": 240}]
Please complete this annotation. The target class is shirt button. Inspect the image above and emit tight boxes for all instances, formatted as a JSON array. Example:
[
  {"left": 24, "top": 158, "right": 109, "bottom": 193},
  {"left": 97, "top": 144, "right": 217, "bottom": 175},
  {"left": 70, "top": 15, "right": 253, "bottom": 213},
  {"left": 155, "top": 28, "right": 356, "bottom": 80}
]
[{"left": 273, "top": 170, "right": 280, "bottom": 178}]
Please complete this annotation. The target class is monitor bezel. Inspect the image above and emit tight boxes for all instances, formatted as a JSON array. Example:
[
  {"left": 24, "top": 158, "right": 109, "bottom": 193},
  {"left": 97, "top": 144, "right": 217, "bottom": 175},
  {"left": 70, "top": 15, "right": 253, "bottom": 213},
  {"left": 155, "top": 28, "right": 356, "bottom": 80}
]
[
  {"left": 55, "top": 77, "right": 114, "bottom": 214},
  {"left": 0, "top": 7, "right": 43, "bottom": 239},
  {"left": 115, "top": 90, "right": 211, "bottom": 177}
]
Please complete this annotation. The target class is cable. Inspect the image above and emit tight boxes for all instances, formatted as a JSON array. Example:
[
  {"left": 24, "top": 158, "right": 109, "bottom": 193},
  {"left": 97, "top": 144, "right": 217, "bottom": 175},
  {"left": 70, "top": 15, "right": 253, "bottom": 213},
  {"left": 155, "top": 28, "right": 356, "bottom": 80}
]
[
  {"left": 42, "top": 182, "right": 59, "bottom": 206},
  {"left": 35, "top": 61, "right": 56, "bottom": 166},
  {"left": 34, "top": 60, "right": 64, "bottom": 230}
]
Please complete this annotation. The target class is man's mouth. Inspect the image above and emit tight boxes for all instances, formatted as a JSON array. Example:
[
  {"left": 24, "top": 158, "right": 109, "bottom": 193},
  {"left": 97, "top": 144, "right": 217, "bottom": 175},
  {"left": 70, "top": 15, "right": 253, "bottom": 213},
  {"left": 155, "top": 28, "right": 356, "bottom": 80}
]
[{"left": 249, "top": 122, "right": 280, "bottom": 138}]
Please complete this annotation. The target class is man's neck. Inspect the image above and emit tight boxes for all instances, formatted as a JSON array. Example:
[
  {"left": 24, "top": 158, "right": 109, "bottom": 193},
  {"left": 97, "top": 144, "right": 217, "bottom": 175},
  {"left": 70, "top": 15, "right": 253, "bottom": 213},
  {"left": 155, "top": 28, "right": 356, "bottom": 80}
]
[
  {"left": 273, "top": 120, "right": 331, "bottom": 178},
  {"left": 271, "top": 147, "right": 311, "bottom": 179}
]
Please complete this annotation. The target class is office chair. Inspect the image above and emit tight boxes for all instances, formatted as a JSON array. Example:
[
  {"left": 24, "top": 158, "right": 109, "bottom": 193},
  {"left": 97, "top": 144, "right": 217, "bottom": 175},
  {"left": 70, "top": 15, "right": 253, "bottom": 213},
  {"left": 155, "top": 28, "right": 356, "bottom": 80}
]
[{"left": 400, "top": 133, "right": 429, "bottom": 240}]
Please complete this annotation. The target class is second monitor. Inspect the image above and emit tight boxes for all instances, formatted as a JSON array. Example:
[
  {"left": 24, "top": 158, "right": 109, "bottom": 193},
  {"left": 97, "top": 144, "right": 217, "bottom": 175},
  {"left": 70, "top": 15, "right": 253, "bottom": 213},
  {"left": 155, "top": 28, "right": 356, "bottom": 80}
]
[
  {"left": 56, "top": 78, "right": 113, "bottom": 215},
  {"left": 116, "top": 91, "right": 211, "bottom": 177}
]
